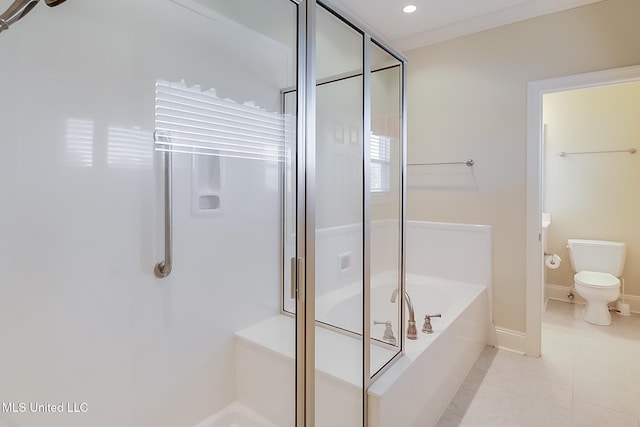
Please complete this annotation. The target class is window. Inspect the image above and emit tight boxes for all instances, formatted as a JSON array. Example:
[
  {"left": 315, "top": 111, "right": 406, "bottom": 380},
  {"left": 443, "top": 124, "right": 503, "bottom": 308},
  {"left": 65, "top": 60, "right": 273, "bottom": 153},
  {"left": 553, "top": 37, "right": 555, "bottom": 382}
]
[{"left": 370, "top": 133, "right": 392, "bottom": 192}]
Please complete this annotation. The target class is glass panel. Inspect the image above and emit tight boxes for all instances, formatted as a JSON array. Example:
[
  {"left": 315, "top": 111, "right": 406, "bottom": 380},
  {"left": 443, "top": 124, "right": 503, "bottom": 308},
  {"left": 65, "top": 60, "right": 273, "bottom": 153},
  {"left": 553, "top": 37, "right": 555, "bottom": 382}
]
[
  {"left": 369, "top": 42, "right": 403, "bottom": 377},
  {"left": 315, "top": 5, "right": 364, "bottom": 427},
  {"left": 315, "top": 5, "right": 364, "bottom": 334},
  {"left": 0, "top": 1, "right": 298, "bottom": 427}
]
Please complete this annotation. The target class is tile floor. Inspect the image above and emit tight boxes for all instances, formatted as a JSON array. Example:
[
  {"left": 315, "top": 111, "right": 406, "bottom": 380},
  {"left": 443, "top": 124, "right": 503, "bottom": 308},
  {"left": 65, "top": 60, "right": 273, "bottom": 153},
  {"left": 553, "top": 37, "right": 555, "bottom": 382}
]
[{"left": 437, "top": 299, "right": 640, "bottom": 426}]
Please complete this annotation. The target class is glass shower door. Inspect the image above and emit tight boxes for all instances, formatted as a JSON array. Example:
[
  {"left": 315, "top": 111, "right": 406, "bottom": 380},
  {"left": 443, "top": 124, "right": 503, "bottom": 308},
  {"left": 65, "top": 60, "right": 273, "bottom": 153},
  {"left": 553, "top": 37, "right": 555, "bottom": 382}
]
[
  {"left": 0, "top": 1, "right": 301, "bottom": 426},
  {"left": 314, "top": 4, "right": 365, "bottom": 426},
  {"left": 369, "top": 41, "right": 404, "bottom": 378}
]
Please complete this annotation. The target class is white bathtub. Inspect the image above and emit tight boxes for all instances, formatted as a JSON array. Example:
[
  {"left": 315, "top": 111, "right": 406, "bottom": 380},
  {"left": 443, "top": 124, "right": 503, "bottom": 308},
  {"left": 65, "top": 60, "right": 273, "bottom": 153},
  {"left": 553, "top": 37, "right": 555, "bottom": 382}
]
[
  {"left": 319, "top": 273, "right": 455, "bottom": 336},
  {"left": 231, "top": 273, "right": 490, "bottom": 427},
  {"left": 368, "top": 274, "right": 490, "bottom": 427}
]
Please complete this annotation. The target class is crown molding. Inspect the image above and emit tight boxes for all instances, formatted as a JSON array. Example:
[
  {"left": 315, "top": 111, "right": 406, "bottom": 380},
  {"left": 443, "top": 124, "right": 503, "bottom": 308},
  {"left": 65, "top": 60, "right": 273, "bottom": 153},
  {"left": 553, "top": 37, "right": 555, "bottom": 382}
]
[{"left": 394, "top": 0, "right": 603, "bottom": 52}]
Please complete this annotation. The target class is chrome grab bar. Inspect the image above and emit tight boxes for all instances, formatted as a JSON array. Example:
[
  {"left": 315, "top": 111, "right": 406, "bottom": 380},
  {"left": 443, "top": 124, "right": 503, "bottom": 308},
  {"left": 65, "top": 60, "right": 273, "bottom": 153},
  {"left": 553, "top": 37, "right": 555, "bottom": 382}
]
[{"left": 154, "top": 133, "right": 173, "bottom": 278}]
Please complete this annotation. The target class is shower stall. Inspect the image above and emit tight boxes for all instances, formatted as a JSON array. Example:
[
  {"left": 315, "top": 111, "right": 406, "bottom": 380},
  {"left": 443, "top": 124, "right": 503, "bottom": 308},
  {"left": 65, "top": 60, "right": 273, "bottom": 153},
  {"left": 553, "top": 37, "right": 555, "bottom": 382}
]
[{"left": 0, "top": 0, "right": 406, "bottom": 426}]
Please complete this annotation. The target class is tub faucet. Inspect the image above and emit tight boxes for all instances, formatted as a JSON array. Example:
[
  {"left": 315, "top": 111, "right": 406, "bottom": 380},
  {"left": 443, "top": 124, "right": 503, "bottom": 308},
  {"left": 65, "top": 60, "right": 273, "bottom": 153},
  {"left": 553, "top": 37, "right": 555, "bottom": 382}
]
[{"left": 390, "top": 288, "right": 417, "bottom": 340}]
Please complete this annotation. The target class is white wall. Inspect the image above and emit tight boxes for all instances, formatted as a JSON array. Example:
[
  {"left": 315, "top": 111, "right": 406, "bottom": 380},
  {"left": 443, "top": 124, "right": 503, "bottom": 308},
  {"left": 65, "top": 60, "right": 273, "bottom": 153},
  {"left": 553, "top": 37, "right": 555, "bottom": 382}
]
[
  {"left": 405, "top": 0, "right": 640, "bottom": 333},
  {"left": 0, "top": 1, "right": 295, "bottom": 426}
]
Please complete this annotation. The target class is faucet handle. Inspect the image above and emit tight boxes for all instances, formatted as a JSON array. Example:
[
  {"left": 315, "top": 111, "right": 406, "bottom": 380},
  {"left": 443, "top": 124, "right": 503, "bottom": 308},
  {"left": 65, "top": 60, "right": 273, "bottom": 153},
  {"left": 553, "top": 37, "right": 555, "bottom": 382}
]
[
  {"left": 374, "top": 320, "right": 397, "bottom": 345},
  {"left": 422, "top": 313, "right": 442, "bottom": 334}
]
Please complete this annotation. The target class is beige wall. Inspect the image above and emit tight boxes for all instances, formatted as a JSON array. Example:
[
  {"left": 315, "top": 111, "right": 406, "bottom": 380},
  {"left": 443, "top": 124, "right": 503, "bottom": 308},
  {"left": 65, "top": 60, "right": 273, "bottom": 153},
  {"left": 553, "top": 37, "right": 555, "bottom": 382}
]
[
  {"left": 405, "top": 0, "right": 640, "bottom": 332},
  {"left": 543, "top": 82, "right": 640, "bottom": 295}
]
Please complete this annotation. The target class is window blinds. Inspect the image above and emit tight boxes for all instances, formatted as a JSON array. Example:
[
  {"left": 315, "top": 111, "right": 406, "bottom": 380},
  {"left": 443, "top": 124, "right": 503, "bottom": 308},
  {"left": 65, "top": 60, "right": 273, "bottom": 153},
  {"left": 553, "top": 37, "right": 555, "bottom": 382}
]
[
  {"left": 370, "top": 133, "right": 392, "bottom": 192},
  {"left": 154, "top": 80, "right": 286, "bottom": 162}
]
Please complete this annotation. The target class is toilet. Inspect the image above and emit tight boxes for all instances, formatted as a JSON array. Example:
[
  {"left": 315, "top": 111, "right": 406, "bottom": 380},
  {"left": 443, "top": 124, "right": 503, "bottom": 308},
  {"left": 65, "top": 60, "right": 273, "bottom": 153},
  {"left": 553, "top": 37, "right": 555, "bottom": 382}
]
[{"left": 567, "top": 239, "right": 626, "bottom": 326}]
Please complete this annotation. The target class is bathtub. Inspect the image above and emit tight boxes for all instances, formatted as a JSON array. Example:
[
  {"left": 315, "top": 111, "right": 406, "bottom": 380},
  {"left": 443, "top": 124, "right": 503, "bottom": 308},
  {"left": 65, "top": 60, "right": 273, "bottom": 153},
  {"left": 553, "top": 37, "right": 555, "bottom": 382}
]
[
  {"left": 231, "top": 273, "right": 490, "bottom": 427},
  {"left": 318, "top": 272, "right": 456, "bottom": 336},
  {"left": 367, "top": 274, "right": 490, "bottom": 427}
]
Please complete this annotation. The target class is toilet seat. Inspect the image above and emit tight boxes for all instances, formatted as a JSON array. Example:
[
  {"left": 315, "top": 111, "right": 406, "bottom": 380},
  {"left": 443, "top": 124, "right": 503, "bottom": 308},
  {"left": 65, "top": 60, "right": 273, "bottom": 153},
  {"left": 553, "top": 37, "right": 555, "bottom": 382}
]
[{"left": 574, "top": 271, "right": 620, "bottom": 289}]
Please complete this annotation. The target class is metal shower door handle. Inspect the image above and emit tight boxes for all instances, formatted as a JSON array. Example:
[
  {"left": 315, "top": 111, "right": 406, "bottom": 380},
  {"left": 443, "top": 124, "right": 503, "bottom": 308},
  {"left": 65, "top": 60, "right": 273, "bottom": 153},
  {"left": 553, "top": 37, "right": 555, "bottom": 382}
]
[{"left": 290, "top": 257, "right": 304, "bottom": 300}]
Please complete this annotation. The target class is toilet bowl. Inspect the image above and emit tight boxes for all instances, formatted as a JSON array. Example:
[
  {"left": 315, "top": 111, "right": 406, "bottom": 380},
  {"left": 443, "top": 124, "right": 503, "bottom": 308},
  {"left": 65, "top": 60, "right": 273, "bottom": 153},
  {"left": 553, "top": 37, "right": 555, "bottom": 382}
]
[
  {"left": 574, "top": 271, "right": 620, "bottom": 326},
  {"left": 567, "top": 239, "right": 626, "bottom": 326}
]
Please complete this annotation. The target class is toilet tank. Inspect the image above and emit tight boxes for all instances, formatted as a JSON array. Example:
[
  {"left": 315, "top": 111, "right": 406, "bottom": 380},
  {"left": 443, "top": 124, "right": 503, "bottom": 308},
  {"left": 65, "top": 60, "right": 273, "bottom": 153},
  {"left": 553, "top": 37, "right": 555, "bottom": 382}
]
[{"left": 567, "top": 239, "right": 626, "bottom": 276}]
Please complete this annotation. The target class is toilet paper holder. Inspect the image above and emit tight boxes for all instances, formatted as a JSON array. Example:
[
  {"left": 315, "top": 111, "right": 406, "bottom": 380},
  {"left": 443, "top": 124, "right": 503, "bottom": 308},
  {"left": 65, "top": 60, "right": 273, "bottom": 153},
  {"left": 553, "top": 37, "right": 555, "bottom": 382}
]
[{"left": 544, "top": 252, "right": 561, "bottom": 268}]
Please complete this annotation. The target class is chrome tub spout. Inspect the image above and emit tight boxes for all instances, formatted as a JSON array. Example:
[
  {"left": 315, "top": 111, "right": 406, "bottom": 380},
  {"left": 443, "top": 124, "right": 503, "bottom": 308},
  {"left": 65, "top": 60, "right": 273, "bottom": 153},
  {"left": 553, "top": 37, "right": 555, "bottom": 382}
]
[{"left": 391, "top": 288, "right": 418, "bottom": 340}]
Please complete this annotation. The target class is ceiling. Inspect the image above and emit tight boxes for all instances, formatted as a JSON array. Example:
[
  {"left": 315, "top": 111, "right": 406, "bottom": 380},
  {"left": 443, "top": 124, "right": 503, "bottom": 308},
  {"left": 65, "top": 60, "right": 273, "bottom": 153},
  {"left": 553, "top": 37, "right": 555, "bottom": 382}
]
[{"left": 326, "top": 0, "right": 603, "bottom": 51}]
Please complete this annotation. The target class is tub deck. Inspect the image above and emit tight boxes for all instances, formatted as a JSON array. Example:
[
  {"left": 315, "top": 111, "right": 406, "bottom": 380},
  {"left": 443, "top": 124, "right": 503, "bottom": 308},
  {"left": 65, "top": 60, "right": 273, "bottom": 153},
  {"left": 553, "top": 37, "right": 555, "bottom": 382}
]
[{"left": 236, "top": 314, "right": 398, "bottom": 386}]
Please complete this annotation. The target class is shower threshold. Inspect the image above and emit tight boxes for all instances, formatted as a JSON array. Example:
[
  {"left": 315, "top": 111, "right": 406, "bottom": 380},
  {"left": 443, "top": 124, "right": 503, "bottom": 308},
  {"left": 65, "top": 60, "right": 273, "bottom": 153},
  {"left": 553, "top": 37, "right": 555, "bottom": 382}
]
[{"left": 194, "top": 401, "right": 278, "bottom": 427}]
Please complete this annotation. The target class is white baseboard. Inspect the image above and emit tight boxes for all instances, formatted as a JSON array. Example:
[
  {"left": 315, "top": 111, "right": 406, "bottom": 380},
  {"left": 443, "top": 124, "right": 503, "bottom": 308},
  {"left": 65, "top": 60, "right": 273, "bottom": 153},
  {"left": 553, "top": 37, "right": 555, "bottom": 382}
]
[
  {"left": 494, "top": 327, "right": 526, "bottom": 355},
  {"left": 544, "top": 283, "right": 585, "bottom": 304},
  {"left": 544, "top": 284, "right": 640, "bottom": 314}
]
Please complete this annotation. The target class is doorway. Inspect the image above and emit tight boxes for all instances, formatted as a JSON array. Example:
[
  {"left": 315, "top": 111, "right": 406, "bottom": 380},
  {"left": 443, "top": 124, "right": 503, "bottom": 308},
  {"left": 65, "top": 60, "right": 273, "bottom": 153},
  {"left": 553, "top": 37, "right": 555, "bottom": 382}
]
[{"left": 525, "top": 64, "right": 640, "bottom": 357}]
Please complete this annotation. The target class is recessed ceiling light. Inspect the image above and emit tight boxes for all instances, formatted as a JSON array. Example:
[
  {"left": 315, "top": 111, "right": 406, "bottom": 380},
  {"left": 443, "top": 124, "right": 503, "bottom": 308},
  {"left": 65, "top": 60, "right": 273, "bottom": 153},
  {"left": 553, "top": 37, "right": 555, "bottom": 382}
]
[{"left": 403, "top": 4, "right": 417, "bottom": 14}]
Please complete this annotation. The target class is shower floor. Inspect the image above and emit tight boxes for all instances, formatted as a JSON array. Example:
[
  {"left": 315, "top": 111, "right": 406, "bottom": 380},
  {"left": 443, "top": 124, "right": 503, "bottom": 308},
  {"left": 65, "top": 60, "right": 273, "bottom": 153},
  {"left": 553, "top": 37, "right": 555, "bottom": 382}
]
[{"left": 195, "top": 402, "right": 278, "bottom": 427}]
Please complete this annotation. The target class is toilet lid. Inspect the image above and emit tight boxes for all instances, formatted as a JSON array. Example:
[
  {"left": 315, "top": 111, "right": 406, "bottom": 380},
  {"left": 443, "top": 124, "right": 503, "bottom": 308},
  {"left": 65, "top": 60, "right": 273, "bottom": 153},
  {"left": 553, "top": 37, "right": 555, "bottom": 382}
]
[{"left": 575, "top": 271, "right": 620, "bottom": 289}]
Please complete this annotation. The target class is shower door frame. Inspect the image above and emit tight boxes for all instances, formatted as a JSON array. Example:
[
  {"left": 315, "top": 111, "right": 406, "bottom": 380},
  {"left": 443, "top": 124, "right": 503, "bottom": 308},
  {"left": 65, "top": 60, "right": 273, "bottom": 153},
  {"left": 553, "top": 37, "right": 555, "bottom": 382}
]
[
  {"left": 295, "top": 1, "right": 316, "bottom": 425},
  {"left": 293, "top": 1, "right": 408, "bottom": 425}
]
